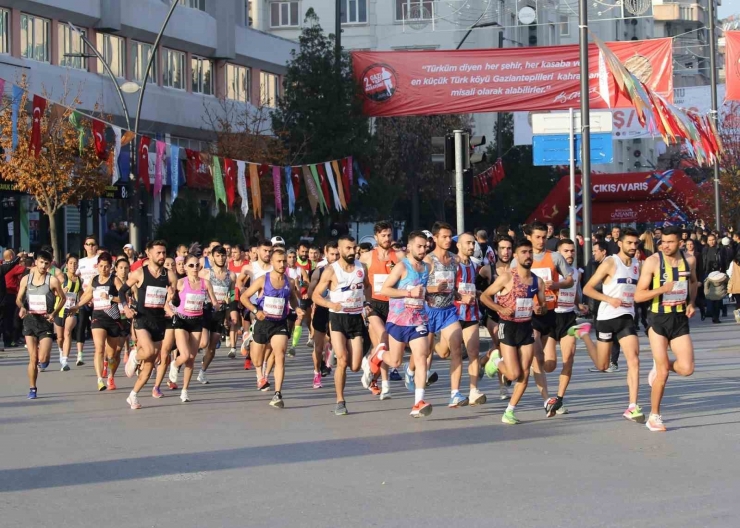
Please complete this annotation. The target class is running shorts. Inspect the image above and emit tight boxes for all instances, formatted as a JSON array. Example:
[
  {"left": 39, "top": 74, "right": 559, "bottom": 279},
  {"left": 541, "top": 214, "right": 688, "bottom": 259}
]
[
  {"left": 23, "top": 314, "right": 54, "bottom": 340},
  {"left": 172, "top": 314, "right": 203, "bottom": 333},
  {"left": 91, "top": 315, "right": 122, "bottom": 338},
  {"left": 54, "top": 313, "right": 76, "bottom": 328},
  {"left": 204, "top": 308, "right": 227, "bottom": 334},
  {"left": 532, "top": 310, "right": 556, "bottom": 338},
  {"left": 554, "top": 311, "right": 578, "bottom": 341},
  {"left": 367, "top": 299, "right": 390, "bottom": 322},
  {"left": 647, "top": 312, "right": 690, "bottom": 341},
  {"left": 329, "top": 312, "right": 365, "bottom": 339},
  {"left": 253, "top": 318, "right": 289, "bottom": 344},
  {"left": 312, "top": 306, "right": 329, "bottom": 334},
  {"left": 386, "top": 322, "right": 429, "bottom": 343},
  {"left": 497, "top": 320, "right": 535, "bottom": 348},
  {"left": 460, "top": 319, "right": 479, "bottom": 330},
  {"left": 134, "top": 315, "right": 167, "bottom": 343},
  {"left": 425, "top": 305, "right": 459, "bottom": 334},
  {"left": 596, "top": 314, "right": 637, "bottom": 343}
]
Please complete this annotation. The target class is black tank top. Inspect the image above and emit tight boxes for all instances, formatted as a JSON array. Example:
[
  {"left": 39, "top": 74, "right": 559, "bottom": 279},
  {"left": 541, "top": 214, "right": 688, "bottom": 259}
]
[
  {"left": 138, "top": 265, "right": 169, "bottom": 319},
  {"left": 91, "top": 275, "right": 120, "bottom": 320}
]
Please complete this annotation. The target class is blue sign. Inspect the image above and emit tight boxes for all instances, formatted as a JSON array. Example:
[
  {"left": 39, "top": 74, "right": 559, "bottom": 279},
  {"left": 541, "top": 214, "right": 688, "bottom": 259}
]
[{"left": 532, "top": 133, "right": 613, "bottom": 166}]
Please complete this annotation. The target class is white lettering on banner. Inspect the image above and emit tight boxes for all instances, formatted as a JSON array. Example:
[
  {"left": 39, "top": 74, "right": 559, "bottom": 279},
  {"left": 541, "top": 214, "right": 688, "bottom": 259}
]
[
  {"left": 263, "top": 296, "right": 285, "bottom": 317},
  {"left": 592, "top": 182, "right": 649, "bottom": 194},
  {"left": 213, "top": 285, "right": 229, "bottom": 302},
  {"left": 28, "top": 294, "right": 47, "bottom": 315},
  {"left": 184, "top": 293, "right": 205, "bottom": 313},
  {"left": 144, "top": 286, "right": 167, "bottom": 308},
  {"left": 515, "top": 298, "right": 534, "bottom": 320},
  {"left": 93, "top": 287, "right": 111, "bottom": 310},
  {"left": 662, "top": 280, "right": 688, "bottom": 306},
  {"left": 373, "top": 274, "right": 388, "bottom": 294}
]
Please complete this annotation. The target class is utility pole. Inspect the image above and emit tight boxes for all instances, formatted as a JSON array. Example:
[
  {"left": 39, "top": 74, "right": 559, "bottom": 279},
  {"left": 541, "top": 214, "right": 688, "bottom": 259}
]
[
  {"left": 578, "top": 0, "right": 592, "bottom": 259},
  {"left": 708, "top": 0, "right": 722, "bottom": 231},
  {"left": 454, "top": 130, "right": 466, "bottom": 234}
]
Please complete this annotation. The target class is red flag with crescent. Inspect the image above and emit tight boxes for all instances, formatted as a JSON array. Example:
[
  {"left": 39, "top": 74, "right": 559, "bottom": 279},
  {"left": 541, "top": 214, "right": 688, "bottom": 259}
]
[
  {"left": 138, "top": 136, "right": 152, "bottom": 193},
  {"left": 29, "top": 95, "right": 46, "bottom": 158},
  {"left": 92, "top": 119, "right": 107, "bottom": 160}
]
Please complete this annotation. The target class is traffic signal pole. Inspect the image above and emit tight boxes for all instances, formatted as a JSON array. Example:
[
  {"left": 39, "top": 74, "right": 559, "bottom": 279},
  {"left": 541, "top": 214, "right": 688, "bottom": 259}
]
[{"left": 454, "top": 129, "right": 466, "bottom": 234}]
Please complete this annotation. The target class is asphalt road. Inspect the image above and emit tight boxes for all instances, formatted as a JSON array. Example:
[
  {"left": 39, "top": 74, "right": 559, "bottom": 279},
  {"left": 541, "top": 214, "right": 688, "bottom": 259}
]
[{"left": 1, "top": 318, "right": 738, "bottom": 528}]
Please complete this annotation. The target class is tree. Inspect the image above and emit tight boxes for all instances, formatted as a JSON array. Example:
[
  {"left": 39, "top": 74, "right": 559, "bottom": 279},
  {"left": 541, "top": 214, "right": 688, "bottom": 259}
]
[
  {"left": 719, "top": 102, "right": 740, "bottom": 228},
  {"left": 0, "top": 80, "right": 109, "bottom": 261}
]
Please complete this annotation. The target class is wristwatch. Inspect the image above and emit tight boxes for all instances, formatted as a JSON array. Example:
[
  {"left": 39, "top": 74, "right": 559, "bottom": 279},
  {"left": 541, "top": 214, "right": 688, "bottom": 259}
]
[{"left": 251, "top": 307, "right": 258, "bottom": 315}]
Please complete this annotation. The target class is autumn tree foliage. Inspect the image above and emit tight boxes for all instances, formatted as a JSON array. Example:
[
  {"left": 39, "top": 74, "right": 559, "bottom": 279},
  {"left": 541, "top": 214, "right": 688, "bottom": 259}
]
[
  {"left": 0, "top": 83, "right": 109, "bottom": 261},
  {"left": 719, "top": 103, "right": 740, "bottom": 228}
]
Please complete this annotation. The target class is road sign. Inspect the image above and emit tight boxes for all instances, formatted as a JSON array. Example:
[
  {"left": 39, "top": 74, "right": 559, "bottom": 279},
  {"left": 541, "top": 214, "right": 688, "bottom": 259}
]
[
  {"left": 532, "top": 133, "right": 613, "bottom": 166},
  {"left": 532, "top": 111, "right": 613, "bottom": 135},
  {"left": 104, "top": 184, "right": 131, "bottom": 200}
]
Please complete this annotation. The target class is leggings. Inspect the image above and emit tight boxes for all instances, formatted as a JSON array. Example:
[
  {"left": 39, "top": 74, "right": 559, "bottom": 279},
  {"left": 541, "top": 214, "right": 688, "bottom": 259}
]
[{"left": 76, "top": 306, "right": 92, "bottom": 343}]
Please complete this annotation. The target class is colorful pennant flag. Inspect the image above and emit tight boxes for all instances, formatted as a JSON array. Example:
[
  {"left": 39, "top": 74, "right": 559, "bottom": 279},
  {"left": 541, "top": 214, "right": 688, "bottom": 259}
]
[
  {"left": 11, "top": 85, "right": 22, "bottom": 152},
  {"left": 110, "top": 126, "right": 122, "bottom": 184},
  {"left": 154, "top": 140, "right": 166, "bottom": 198},
  {"left": 273, "top": 165, "right": 283, "bottom": 219},
  {"left": 170, "top": 144, "right": 180, "bottom": 203},
  {"left": 249, "top": 163, "right": 262, "bottom": 218},
  {"left": 92, "top": 118, "right": 107, "bottom": 160},
  {"left": 285, "top": 166, "right": 295, "bottom": 216},
  {"left": 237, "top": 160, "right": 249, "bottom": 217},
  {"left": 302, "top": 165, "right": 319, "bottom": 215},
  {"left": 29, "top": 95, "right": 46, "bottom": 158},
  {"left": 223, "top": 158, "right": 237, "bottom": 208},
  {"left": 212, "top": 155, "right": 227, "bottom": 207},
  {"left": 138, "top": 136, "right": 152, "bottom": 193}
]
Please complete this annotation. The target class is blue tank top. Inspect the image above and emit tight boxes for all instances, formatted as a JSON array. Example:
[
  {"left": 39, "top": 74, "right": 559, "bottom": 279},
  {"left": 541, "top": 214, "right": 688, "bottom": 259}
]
[
  {"left": 257, "top": 272, "right": 291, "bottom": 321},
  {"left": 388, "top": 259, "right": 429, "bottom": 327}
]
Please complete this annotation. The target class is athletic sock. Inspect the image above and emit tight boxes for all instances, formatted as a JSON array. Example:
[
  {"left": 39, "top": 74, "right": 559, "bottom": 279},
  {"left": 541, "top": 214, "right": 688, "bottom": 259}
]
[
  {"left": 414, "top": 388, "right": 425, "bottom": 404},
  {"left": 450, "top": 390, "right": 457, "bottom": 397},
  {"left": 506, "top": 404, "right": 515, "bottom": 413},
  {"left": 375, "top": 343, "right": 386, "bottom": 360},
  {"left": 406, "top": 366, "right": 414, "bottom": 377},
  {"left": 291, "top": 326, "right": 303, "bottom": 347},
  {"left": 381, "top": 380, "right": 390, "bottom": 391}
]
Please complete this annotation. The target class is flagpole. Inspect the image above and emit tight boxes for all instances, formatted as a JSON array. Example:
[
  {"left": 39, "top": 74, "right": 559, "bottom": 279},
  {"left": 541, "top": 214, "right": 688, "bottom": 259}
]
[{"left": 708, "top": 0, "right": 721, "bottom": 231}]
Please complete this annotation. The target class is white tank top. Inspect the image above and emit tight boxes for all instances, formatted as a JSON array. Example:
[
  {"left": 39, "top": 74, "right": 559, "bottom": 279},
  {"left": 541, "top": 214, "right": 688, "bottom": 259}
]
[
  {"left": 597, "top": 255, "right": 639, "bottom": 321},
  {"left": 250, "top": 262, "right": 273, "bottom": 303},
  {"left": 328, "top": 262, "right": 365, "bottom": 314},
  {"left": 555, "top": 267, "right": 578, "bottom": 314},
  {"left": 286, "top": 267, "right": 300, "bottom": 281}
]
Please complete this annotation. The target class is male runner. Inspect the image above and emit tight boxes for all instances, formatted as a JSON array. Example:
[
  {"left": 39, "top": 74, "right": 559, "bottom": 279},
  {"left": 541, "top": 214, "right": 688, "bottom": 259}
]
[
  {"left": 312, "top": 236, "right": 371, "bottom": 415},
  {"left": 481, "top": 240, "right": 546, "bottom": 424},
  {"left": 240, "top": 248, "right": 303, "bottom": 408},
  {"left": 307, "top": 241, "right": 340, "bottom": 387},
  {"left": 121, "top": 240, "right": 178, "bottom": 410},
  {"left": 360, "top": 221, "right": 397, "bottom": 400},
  {"left": 293, "top": 242, "right": 315, "bottom": 348},
  {"left": 238, "top": 239, "right": 273, "bottom": 370},
  {"left": 524, "top": 221, "right": 574, "bottom": 416},
  {"left": 285, "top": 248, "right": 309, "bottom": 357},
  {"left": 76, "top": 235, "right": 100, "bottom": 366},
  {"left": 583, "top": 228, "right": 644, "bottom": 423},
  {"left": 17, "top": 251, "right": 66, "bottom": 399},
  {"left": 227, "top": 244, "right": 247, "bottom": 355},
  {"left": 634, "top": 226, "right": 697, "bottom": 432},
  {"left": 373, "top": 231, "right": 432, "bottom": 417}
]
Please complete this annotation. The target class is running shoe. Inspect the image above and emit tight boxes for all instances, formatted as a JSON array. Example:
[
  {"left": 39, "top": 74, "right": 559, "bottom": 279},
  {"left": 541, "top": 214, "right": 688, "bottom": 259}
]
[
  {"left": 320, "top": 364, "right": 332, "bottom": 377},
  {"left": 287, "top": 346, "right": 296, "bottom": 357},
  {"left": 168, "top": 361, "right": 179, "bottom": 384},
  {"left": 389, "top": 368, "right": 402, "bottom": 381},
  {"left": 107, "top": 378, "right": 117, "bottom": 391},
  {"left": 605, "top": 363, "right": 619, "bottom": 373},
  {"left": 734, "top": 309, "right": 740, "bottom": 324},
  {"left": 448, "top": 391, "right": 469, "bottom": 408},
  {"left": 225, "top": 336, "right": 232, "bottom": 348},
  {"left": 545, "top": 396, "right": 563, "bottom": 417},
  {"left": 257, "top": 378, "right": 271, "bottom": 391},
  {"left": 369, "top": 380, "right": 381, "bottom": 396},
  {"left": 215, "top": 340, "right": 221, "bottom": 350},
  {"left": 567, "top": 322, "right": 591, "bottom": 339},
  {"left": 410, "top": 400, "right": 432, "bottom": 418},
  {"left": 27, "top": 388, "right": 37, "bottom": 400},
  {"left": 334, "top": 401, "right": 348, "bottom": 416},
  {"left": 360, "top": 357, "right": 372, "bottom": 389},
  {"left": 404, "top": 367, "right": 414, "bottom": 392},
  {"left": 124, "top": 351, "right": 138, "bottom": 378},
  {"left": 244, "top": 358, "right": 252, "bottom": 370},
  {"left": 61, "top": 363, "right": 70, "bottom": 372},
  {"left": 312, "top": 372, "right": 322, "bottom": 389},
  {"left": 499, "top": 385, "right": 510, "bottom": 400},
  {"left": 588, "top": 366, "right": 605, "bottom": 372},
  {"left": 646, "top": 414, "right": 666, "bottom": 432},
  {"left": 152, "top": 387, "right": 163, "bottom": 399},
  {"left": 365, "top": 345, "right": 384, "bottom": 375},
  {"left": 102, "top": 359, "right": 108, "bottom": 378},
  {"left": 380, "top": 386, "right": 391, "bottom": 400},
  {"left": 180, "top": 390, "right": 191, "bottom": 403},
  {"left": 240, "top": 332, "right": 252, "bottom": 356},
  {"left": 126, "top": 393, "right": 142, "bottom": 410},
  {"left": 501, "top": 409, "right": 521, "bottom": 425},
  {"left": 197, "top": 370, "right": 209, "bottom": 384},
  {"left": 227, "top": 348, "right": 236, "bottom": 359},
  {"left": 97, "top": 380, "right": 107, "bottom": 392},
  {"left": 469, "top": 389, "right": 487, "bottom": 406},
  {"left": 306, "top": 338, "right": 314, "bottom": 348},
  {"left": 167, "top": 381, "right": 178, "bottom": 390},
  {"left": 648, "top": 360, "right": 657, "bottom": 388},
  {"left": 425, "top": 371, "right": 438, "bottom": 388},
  {"left": 485, "top": 350, "right": 501, "bottom": 378},
  {"left": 623, "top": 405, "right": 645, "bottom": 423},
  {"left": 269, "top": 392, "right": 284, "bottom": 408},
  {"left": 556, "top": 405, "right": 569, "bottom": 415},
  {"left": 37, "top": 363, "right": 46, "bottom": 372}
]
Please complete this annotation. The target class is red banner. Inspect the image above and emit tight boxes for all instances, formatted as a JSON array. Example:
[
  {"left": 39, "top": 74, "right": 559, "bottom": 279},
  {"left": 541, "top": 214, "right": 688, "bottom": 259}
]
[
  {"left": 726, "top": 31, "right": 740, "bottom": 101},
  {"left": 352, "top": 39, "right": 673, "bottom": 117}
]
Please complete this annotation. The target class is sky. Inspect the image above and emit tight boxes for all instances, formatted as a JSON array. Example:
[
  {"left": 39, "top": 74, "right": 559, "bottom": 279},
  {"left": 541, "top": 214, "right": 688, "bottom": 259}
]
[{"left": 720, "top": 0, "right": 740, "bottom": 19}]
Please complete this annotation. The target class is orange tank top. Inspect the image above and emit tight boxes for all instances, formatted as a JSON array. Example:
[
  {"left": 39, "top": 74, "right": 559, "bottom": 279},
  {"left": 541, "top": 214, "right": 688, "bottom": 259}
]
[
  {"left": 368, "top": 248, "right": 399, "bottom": 302},
  {"left": 531, "top": 250, "right": 558, "bottom": 311}
]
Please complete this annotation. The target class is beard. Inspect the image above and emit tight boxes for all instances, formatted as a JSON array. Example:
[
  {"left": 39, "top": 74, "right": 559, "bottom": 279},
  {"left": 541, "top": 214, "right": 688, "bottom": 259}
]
[
  {"left": 521, "top": 260, "right": 532, "bottom": 269},
  {"left": 344, "top": 254, "right": 356, "bottom": 264}
]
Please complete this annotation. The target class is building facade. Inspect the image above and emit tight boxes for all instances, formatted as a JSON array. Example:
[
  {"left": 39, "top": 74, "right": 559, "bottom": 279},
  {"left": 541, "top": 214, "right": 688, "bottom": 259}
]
[{"left": 0, "top": 0, "right": 294, "bottom": 254}]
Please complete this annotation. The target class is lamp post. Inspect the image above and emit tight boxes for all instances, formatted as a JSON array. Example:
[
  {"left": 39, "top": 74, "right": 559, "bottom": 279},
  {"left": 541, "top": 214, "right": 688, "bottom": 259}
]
[
  {"left": 578, "top": 0, "right": 593, "bottom": 260},
  {"left": 708, "top": 0, "right": 722, "bottom": 231}
]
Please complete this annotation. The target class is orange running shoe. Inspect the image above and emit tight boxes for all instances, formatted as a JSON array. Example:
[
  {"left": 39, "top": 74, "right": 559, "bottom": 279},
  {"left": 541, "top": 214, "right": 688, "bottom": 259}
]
[
  {"left": 369, "top": 380, "right": 381, "bottom": 396},
  {"left": 410, "top": 400, "right": 433, "bottom": 418},
  {"left": 107, "top": 377, "right": 117, "bottom": 391}
]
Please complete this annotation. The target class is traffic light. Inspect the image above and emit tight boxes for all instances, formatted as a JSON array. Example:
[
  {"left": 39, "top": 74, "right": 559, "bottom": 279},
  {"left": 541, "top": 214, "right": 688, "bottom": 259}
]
[
  {"left": 463, "top": 168, "right": 474, "bottom": 194},
  {"left": 432, "top": 133, "right": 486, "bottom": 170},
  {"left": 468, "top": 135, "right": 487, "bottom": 166},
  {"left": 444, "top": 134, "right": 455, "bottom": 171}
]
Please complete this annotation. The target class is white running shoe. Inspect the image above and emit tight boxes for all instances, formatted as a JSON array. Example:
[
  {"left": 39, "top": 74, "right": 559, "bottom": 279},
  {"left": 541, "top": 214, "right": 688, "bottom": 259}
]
[
  {"left": 168, "top": 361, "right": 179, "bottom": 384},
  {"left": 499, "top": 385, "right": 510, "bottom": 400},
  {"left": 197, "top": 370, "right": 209, "bottom": 384},
  {"left": 126, "top": 393, "right": 142, "bottom": 410},
  {"left": 180, "top": 390, "right": 191, "bottom": 403},
  {"left": 380, "top": 386, "right": 391, "bottom": 401},
  {"left": 360, "top": 356, "right": 372, "bottom": 389},
  {"left": 124, "top": 350, "right": 139, "bottom": 378},
  {"left": 227, "top": 348, "right": 236, "bottom": 359},
  {"left": 225, "top": 336, "right": 232, "bottom": 348}
]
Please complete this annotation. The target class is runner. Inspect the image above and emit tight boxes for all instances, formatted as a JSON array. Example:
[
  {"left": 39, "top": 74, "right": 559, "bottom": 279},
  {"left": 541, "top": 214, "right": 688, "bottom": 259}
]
[
  {"left": 17, "top": 250, "right": 66, "bottom": 399},
  {"left": 70, "top": 253, "right": 124, "bottom": 391},
  {"left": 76, "top": 235, "right": 100, "bottom": 366},
  {"left": 54, "top": 254, "right": 81, "bottom": 371},
  {"left": 307, "top": 241, "right": 340, "bottom": 386},
  {"left": 227, "top": 244, "right": 247, "bottom": 357},
  {"left": 172, "top": 254, "right": 220, "bottom": 403},
  {"left": 480, "top": 240, "right": 546, "bottom": 424},
  {"left": 285, "top": 248, "right": 309, "bottom": 357},
  {"left": 312, "top": 236, "right": 370, "bottom": 415},
  {"left": 115, "top": 258, "right": 134, "bottom": 372},
  {"left": 197, "top": 245, "right": 237, "bottom": 384},
  {"left": 152, "top": 256, "right": 179, "bottom": 396},
  {"left": 634, "top": 226, "right": 697, "bottom": 432},
  {"left": 359, "top": 221, "right": 397, "bottom": 400},
  {"left": 240, "top": 248, "right": 303, "bottom": 408},
  {"left": 371, "top": 231, "right": 433, "bottom": 417},
  {"left": 583, "top": 228, "right": 645, "bottom": 423},
  {"left": 292, "top": 242, "right": 314, "bottom": 350},
  {"left": 238, "top": 240, "right": 273, "bottom": 374},
  {"left": 121, "top": 240, "right": 178, "bottom": 410}
]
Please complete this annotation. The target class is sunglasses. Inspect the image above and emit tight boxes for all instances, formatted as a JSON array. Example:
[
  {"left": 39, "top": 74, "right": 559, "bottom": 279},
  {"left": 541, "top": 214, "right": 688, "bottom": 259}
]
[
  {"left": 85, "top": 242, "right": 97, "bottom": 246},
  {"left": 186, "top": 263, "right": 200, "bottom": 269}
]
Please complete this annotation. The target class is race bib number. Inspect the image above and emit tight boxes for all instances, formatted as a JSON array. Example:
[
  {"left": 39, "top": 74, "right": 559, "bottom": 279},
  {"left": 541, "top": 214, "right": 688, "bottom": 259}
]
[
  {"left": 144, "top": 286, "right": 167, "bottom": 308},
  {"left": 663, "top": 280, "right": 688, "bottom": 306},
  {"left": 458, "top": 282, "right": 476, "bottom": 303},
  {"left": 531, "top": 268, "right": 552, "bottom": 282},
  {"left": 373, "top": 274, "right": 389, "bottom": 294},
  {"left": 28, "top": 294, "right": 47, "bottom": 315},
  {"left": 558, "top": 286, "right": 576, "bottom": 308},
  {"left": 515, "top": 298, "right": 534, "bottom": 320},
  {"left": 620, "top": 284, "right": 636, "bottom": 307},
  {"left": 213, "top": 285, "right": 229, "bottom": 302},
  {"left": 404, "top": 286, "right": 425, "bottom": 309},
  {"left": 64, "top": 292, "right": 77, "bottom": 309},
  {"left": 93, "top": 287, "right": 111, "bottom": 310},
  {"left": 184, "top": 293, "right": 205, "bottom": 313},
  {"left": 343, "top": 289, "right": 365, "bottom": 313},
  {"left": 263, "top": 296, "right": 286, "bottom": 317},
  {"left": 433, "top": 271, "right": 455, "bottom": 293}
]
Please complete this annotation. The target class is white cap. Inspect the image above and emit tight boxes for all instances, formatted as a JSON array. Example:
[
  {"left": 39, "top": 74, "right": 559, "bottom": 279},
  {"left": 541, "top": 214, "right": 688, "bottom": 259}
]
[
  {"left": 722, "top": 237, "right": 730, "bottom": 246},
  {"left": 123, "top": 244, "right": 134, "bottom": 250},
  {"left": 422, "top": 230, "right": 433, "bottom": 239},
  {"left": 271, "top": 236, "right": 285, "bottom": 246}
]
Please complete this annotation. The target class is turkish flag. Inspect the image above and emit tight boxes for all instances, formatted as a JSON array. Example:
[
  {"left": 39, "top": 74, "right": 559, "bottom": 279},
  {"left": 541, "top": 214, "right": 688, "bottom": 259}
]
[
  {"left": 92, "top": 119, "right": 107, "bottom": 160},
  {"left": 317, "top": 164, "right": 332, "bottom": 212},
  {"left": 726, "top": 31, "right": 740, "bottom": 101},
  {"left": 138, "top": 136, "right": 151, "bottom": 193},
  {"left": 223, "top": 158, "right": 237, "bottom": 208},
  {"left": 29, "top": 95, "right": 46, "bottom": 158},
  {"left": 340, "top": 158, "right": 351, "bottom": 204}
]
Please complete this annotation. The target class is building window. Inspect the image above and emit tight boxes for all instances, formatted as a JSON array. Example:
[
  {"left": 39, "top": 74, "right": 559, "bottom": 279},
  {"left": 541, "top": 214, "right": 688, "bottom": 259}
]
[
  {"left": 246, "top": 1, "right": 253, "bottom": 26},
  {"left": 341, "top": 0, "right": 367, "bottom": 24},
  {"left": 178, "top": 0, "right": 206, "bottom": 10},
  {"left": 20, "top": 14, "right": 50, "bottom": 62},
  {"left": 395, "top": 0, "right": 433, "bottom": 22},
  {"left": 227, "top": 64, "right": 251, "bottom": 102},
  {"left": 163, "top": 49, "right": 186, "bottom": 90},
  {"left": 260, "top": 72, "right": 280, "bottom": 107},
  {"left": 132, "top": 41, "right": 156, "bottom": 83},
  {"left": 97, "top": 33, "right": 125, "bottom": 77},
  {"left": 270, "top": 2, "right": 299, "bottom": 27},
  {"left": 59, "top": 24, "right": 86, "bottom": 69},
  {"left": 559, "top": 14, "right": 569, "bottom": 37},
  {"left": 192, "top": 56, "right": 213, "bottom": 95},
  {"left": 0, "top": 9, "right": 9, "bottom": 54}
]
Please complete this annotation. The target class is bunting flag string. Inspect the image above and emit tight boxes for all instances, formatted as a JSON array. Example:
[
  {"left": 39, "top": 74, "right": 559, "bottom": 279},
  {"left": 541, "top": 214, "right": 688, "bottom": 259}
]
[{"left": 472, "top": 158, "right": 506, "bottom": 197}]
